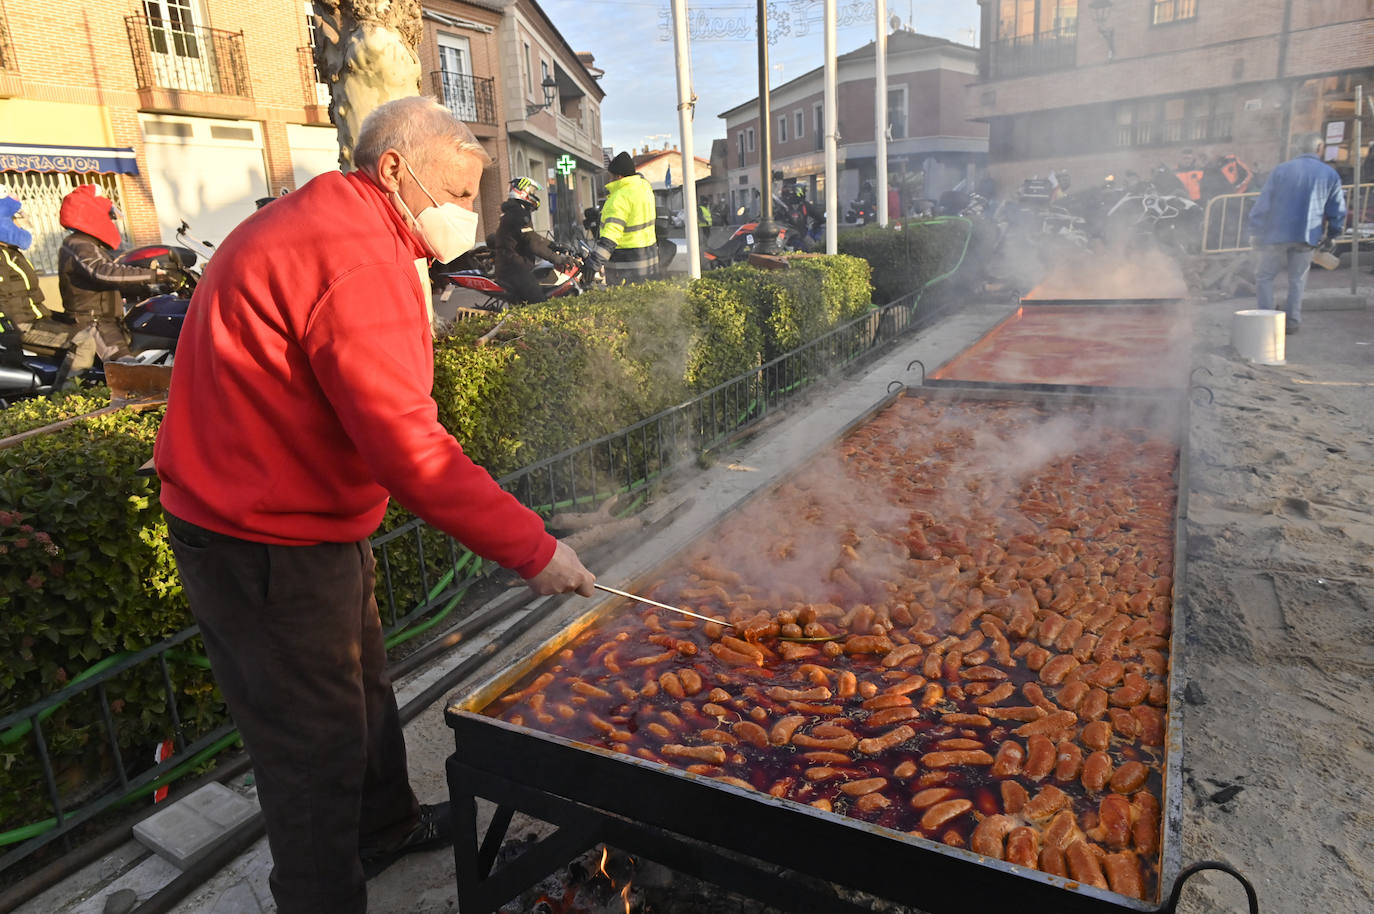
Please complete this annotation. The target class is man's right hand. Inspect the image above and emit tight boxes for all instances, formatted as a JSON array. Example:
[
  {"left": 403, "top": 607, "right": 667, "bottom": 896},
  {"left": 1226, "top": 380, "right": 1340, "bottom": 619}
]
[
  {"left": 525, "top": 539, "right": 596, "bottom": 597},
  {"left": 579, "top": 254, "right": 602, "bottom": 281}
]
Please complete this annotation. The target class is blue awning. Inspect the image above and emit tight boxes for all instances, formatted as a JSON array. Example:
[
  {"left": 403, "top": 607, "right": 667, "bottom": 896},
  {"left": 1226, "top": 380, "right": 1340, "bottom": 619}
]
[{"left": 0, "top": 143, "right": 140, "bottom": 175}]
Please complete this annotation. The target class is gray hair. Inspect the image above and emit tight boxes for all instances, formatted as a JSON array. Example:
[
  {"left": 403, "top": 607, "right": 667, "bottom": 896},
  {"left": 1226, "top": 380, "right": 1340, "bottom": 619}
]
[
  {"left": 1294, "top": 132, "right": 1324, "bottom": 155},
  {"left": 354, "top": 96, "right": 490, "bottom": 173}
]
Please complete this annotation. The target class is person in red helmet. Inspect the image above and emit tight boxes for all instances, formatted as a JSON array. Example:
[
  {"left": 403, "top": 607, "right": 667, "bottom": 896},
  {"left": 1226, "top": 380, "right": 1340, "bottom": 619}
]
[{"left": 57, "top": 184, "right": 168, "bottom": 369}]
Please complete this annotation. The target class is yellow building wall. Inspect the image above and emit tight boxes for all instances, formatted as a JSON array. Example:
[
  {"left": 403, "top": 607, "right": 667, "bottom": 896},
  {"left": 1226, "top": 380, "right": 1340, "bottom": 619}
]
[{"left": 0, "top": 99, "right": 116, "bottom": 147}]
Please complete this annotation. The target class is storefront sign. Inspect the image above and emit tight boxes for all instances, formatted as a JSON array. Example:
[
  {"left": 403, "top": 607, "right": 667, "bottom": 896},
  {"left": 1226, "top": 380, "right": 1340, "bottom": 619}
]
[{"left": 0, "top": 144, "right": 139, "bottom": 175}]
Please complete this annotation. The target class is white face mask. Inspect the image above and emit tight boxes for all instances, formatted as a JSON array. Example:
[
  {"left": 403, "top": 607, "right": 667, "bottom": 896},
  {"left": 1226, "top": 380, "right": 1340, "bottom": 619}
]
[{"left": 393, "top": 157, "right": 479, "bottom": 263}]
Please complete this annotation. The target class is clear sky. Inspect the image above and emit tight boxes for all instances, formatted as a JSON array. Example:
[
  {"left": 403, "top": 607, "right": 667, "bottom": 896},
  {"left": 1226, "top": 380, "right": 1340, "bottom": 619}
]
[{"left": 537, "top": 0, "right": 982, "bottom": 160}]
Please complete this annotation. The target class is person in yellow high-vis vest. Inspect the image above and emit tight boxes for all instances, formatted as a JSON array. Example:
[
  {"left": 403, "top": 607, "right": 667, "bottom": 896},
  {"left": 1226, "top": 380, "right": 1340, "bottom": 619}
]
[{"left": 582, "top": 151, "right": 658, "bottom": 284}]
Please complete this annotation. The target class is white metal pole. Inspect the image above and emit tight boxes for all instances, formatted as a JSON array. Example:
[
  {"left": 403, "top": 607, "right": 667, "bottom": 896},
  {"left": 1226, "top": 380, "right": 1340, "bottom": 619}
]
[
  {"left": 1351, "top": 84, "right": 1362, "bottom": 294},
  {"left": 671, "top": 0, "right": 701, "bottom": 278},
  {"left": 824, "top": 0, "right": 838, "bottom": 254},
  {"left": 875, "top": 0, "right": 889, "bottom": 225}
]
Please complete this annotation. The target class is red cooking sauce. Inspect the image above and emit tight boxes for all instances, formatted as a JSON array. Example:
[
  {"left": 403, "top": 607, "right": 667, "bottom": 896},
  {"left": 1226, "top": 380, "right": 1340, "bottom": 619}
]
[{"left": 483, "top": 396, "right": 1176, "bottom": 900}]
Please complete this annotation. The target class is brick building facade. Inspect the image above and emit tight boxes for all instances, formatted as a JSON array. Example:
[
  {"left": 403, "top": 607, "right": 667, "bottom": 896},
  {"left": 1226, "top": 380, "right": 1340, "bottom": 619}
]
[
  {"left": 0, "top": 0, "right": 343, "bottom": 289},
  {"left": 419, "top": 0, "right": 604, "bottom": 239},
  {"left": 719, "top": 29, "right": 987, "bottom": 220},
  {"left": 0, "top": 0, "right": 603, "bottom": 294},
  {"left": 419, "top": 1, "right": 508, "bottom": 234},
  {"left": 970, "top": 0, "right": 1374, "bottom": 193},
  {"left": 495, "top": 0, "right": 604, "bottom": 240}
]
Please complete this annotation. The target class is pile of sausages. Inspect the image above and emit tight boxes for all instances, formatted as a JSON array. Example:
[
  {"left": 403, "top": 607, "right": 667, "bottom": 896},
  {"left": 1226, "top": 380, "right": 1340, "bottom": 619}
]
[{"left": 488, "top": 396, "right": 1177, "bottom": 902}]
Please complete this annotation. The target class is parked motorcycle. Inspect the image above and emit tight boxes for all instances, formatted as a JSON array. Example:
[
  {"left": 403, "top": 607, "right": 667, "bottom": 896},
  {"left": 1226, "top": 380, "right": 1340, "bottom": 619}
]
[
  {"left": 1, "top": 234, "right": 201, "bottom": 404},
  {"left": 1104, "top": 189, "right": 1202, "bottom": 254},
  {"left": 654, "top": 214, "right": 677, "bottom": 278},
  {"left": 701, "top": 218, "right": 806, "bottom": 269},
  {"left": 846, "top": 198, "right": 877, "bottom": 225},
  {"left": 434, "top": 244, "right": 585, "bottom": 313},
  {"left": 775, "top": 189, "right": 824, "bottom": 251},
  {"left": 115, "top": 241, "right": 199, "bottom": 360},
  {"left": 0, "top": 311, "right": 70, "bottom": 406}
]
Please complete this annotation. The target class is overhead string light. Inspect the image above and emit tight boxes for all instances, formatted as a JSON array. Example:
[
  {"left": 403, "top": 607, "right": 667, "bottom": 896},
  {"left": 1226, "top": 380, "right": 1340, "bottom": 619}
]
[{"left": 656, "top": 0, "right": 877, "bottom": 43}]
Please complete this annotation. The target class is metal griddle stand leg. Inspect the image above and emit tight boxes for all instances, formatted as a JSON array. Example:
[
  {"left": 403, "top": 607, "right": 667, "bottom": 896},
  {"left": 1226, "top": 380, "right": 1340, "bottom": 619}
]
[{"left": 447, "top": 754, "right": 880, "bottom": 914}]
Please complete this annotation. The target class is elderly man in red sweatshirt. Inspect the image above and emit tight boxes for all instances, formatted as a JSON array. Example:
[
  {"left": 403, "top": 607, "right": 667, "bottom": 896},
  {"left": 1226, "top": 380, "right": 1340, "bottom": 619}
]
[{"left": 154, "top": 96, "right": 595, "bottom": 914}]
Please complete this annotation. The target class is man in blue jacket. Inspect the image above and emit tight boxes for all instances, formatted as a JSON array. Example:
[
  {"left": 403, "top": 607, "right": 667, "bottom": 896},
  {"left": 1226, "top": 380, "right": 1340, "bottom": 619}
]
[{"left": 1247, "top": 133, "right": 1347, "bottom": 334}]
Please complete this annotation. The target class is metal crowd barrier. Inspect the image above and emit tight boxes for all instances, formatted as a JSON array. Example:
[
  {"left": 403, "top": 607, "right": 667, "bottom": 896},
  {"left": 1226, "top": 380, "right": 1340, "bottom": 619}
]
[{"left": 1202, "top": 182, "right": 1374, "bottom": 254}]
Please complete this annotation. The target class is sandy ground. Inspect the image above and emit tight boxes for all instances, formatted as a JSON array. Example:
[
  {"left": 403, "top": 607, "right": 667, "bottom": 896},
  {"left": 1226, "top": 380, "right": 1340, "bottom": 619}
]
[
  {"left": 394, "top": 282, "right": 1374, "bottom": 914},
  {"left": 17, "top": 273, "right": 1373, "bottom": 914},
  {"left": 1171, "top": 289, "right": 1374, "bottom": 913}
]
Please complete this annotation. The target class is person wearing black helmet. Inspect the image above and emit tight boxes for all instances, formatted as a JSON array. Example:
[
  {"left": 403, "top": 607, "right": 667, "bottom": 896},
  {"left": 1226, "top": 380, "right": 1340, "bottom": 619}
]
[
  {"left": 583, "top": 151, "right": 658, "bottom": 284},
  {"left": 489, "top": 176, "right": 577, "bottom": 303},
  {"left": 777, "top": 178, "right": 819, "bottom": 252}
]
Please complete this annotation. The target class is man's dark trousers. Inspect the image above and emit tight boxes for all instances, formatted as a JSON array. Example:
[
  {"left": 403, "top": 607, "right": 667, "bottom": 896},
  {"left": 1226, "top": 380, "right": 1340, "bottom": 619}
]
[{"left": 166, "top": 513, "right": 419, "bottom": 914}]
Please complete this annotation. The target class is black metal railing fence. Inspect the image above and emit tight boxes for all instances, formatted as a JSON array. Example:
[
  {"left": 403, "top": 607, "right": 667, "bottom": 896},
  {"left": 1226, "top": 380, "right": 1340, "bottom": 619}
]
[
  {"left": 430, "top": 70, "right": 498, "bottom": 126},
  {"left": 988, "top": 22, "right": 1078, "bottom": 80},
  {"left": 0, "top": 285, "right": 939, "bottom": 873},
  {"left": 125, "top": 14, "right": 251, "bottom": 97}
]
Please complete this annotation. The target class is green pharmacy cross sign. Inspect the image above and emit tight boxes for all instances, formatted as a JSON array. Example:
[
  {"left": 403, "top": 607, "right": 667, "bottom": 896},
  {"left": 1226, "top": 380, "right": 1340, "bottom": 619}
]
[{"left": 555, "top": 154, "right": 577, "bottom": 176}]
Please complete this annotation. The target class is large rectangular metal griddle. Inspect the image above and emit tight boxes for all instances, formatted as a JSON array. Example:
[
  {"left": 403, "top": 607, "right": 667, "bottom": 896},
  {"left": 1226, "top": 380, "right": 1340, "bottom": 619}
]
[
  {"left": 446, "top": 384, "right": 1190, "bottom": 914},
  {"left": 926, "top": 301, "right": 1192, "bottom": 394}
]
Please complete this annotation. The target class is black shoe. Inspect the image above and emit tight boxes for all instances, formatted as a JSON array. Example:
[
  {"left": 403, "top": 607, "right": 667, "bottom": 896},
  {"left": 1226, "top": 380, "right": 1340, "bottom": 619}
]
[
  {"left": 1285, "top": 322, "right": 1299, "bottom": 335},
  {"left": 359, "top": 802, "right": 454, "bottom": 879}
]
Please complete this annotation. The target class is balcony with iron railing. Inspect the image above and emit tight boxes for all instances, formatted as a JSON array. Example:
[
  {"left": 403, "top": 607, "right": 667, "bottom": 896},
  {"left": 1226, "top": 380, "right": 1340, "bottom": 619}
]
[
  {"left": 125, "top": 14, "right": 254, "bottom": 117},
  {"left": 430, "top": 70, "right": 497, "bottom": 127},
  {"left": 1115, "top": 113, "right": 1233, "bottom": 148},
  {"left": 988, "top": 22, "right": 1078, "bottom": 80},
  {"left": 0, "top": 3, "right": 21, "bottom": 97},
  {"left": 556, "top": 113, "right": 598, "bottom": 158},
  {"left": 298, "top": 46, "right": 331, "bottom": 124}
]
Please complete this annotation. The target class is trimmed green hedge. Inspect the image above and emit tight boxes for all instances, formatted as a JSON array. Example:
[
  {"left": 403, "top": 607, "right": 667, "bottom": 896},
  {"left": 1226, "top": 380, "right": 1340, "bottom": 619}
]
[
  {"left": 434, "top": 279, "right": 697, "bottom": 477},
  {"left": 838, "top": 218, "right": 980, "bottom": 305},
  {"left": 0, "top": 219, "right": 978, "bottom": 824},
  {"left": 0, "top": 254, "right": 878, "bottom": 830},
  {"left": 0, "top": 392, "right": 219, "bottom": 831},
  {"left": 1, "top": 235, "right": 980, "bottom": 832}
]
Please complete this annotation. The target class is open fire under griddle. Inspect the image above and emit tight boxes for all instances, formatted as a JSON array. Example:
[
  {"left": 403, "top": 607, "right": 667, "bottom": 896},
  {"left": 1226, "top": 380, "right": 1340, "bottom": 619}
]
[{"left": 441, "top": 385, "right": 1265, "bottom": 914}]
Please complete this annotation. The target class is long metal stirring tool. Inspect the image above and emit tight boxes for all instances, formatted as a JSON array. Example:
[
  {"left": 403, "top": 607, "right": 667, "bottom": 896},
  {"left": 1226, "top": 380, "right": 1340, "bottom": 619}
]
[{"left": 593, "top": 583, "right": 733, "bottom": 628}]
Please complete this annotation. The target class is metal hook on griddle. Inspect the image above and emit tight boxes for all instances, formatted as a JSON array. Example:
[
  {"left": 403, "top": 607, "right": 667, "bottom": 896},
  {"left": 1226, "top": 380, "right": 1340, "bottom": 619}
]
[
  {"left": 906, "top": 359, "right": 926, "bottom": 384},
  {"left": 1190, "top": 384, "right": 1214, "bottom": 406},
  {"left": 1160, "top": 860, "right": 1259, "bottom": 914},
  {"left": 1190, "top": 366, "right": 1214, "bottom": 383},
  {"left": 887, "top": 380, "right": 905, "bottom": 394}
]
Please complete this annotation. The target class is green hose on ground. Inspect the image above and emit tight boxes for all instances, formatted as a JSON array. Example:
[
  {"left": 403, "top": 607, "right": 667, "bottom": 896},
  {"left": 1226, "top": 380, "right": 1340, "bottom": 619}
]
[
  {"left": 0, "top": 550, "right": 478, "bottom": 844},
  {"left": 909, "top": 215, "right": 976, "bottom": 311},
  {"left": 0, "top": 730, "right": 243, "bottom": 847},
  {"left": 0, "top": 653, "right": 134, "bottom": 747},
  {"left": 0, "top": 230, "right": 980, "bottom": 848}
]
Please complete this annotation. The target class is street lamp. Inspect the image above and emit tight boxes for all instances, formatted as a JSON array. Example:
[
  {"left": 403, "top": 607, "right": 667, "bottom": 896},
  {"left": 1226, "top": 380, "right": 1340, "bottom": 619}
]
[
  {"left": 527, "top": 75, "right": 558, "bottom": 116},
  {"left": 753, "top": 0, "right": 782, "bottom": 254},
  {"left": 1088, "top": 0, "right": 1116, "bottom": 59}
]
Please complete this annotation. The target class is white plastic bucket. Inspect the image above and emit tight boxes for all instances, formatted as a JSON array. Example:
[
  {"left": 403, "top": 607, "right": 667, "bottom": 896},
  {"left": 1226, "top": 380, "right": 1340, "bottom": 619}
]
[{"left": 1232, "top": 309, "right": 1285, "bottom": 365}]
